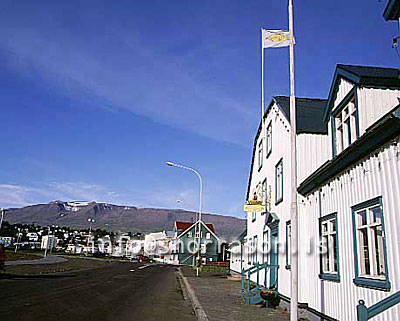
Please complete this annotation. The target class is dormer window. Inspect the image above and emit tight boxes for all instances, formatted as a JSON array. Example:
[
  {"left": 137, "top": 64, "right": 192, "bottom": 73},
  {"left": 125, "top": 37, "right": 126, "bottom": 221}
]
[{"left": 332, "top": 91, "right": 359, "bottom": 155}]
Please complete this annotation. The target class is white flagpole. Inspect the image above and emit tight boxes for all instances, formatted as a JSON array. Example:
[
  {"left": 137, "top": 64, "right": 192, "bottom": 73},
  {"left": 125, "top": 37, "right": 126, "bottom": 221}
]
[
  {"left": 288, "top": 0, "right": 298, "bottom": 321},
  {"left": 261, "top": 28, "right": 265, "bottom": 119}
]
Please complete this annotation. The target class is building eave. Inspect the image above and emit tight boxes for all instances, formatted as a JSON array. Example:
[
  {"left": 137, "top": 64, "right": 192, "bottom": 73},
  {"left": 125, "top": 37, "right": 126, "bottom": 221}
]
[{"left": 383, "top": 0, "right": 400, "bottom": 21}]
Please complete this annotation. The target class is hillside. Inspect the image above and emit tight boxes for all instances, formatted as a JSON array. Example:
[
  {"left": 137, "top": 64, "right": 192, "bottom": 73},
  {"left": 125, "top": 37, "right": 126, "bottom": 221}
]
[{"left": 4, "top": 201, "right": 246, "bottom": 241}]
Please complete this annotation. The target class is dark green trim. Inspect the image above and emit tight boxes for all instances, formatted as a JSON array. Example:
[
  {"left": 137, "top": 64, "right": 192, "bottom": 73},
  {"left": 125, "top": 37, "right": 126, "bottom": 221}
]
[
  {"left": 358, "top": 291, "right": 400, "bottom": 321},
  {"left": 258, "top": 140, "right": 263, "bottom": 171},
  {"left": 285, "top": 220, "right": 291, "bottom": 270},
  {"left": 330, "top": 86, "right": 360, "bottom": 157},
  {"left": 383, "top": 0, "right": 400, "bottom": 21},
  {"left": 266, "top": 121, "right": 272, "bottom": 158},
  {"left": 323, "top": 65, "right": 400, "bottom": 122},
  {"left": 275, "top": 158, "right": 283, "bottom": 205},
  {"left": 331, "top": 86, "right": 356, "bottom": 117},
  {"left": 318, "top": 213, "right": 340, "bottom": 282},
  {"left": 298, "top": 106, "right": 400, "bottom": 196},
  {"left": 331, "top": 115, "right": 337, "bottom": 157},
  {"left": 351, "top": 196, "right": 391, "bottom": 292}
]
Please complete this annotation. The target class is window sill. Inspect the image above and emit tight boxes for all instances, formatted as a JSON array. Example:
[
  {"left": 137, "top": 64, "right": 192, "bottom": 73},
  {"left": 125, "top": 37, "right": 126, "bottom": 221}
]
[
  {"left": 353, "top": 277, "right": 391, "bottom": 291},
  {"left": 319, "top": 273, "right": 340, "bottom": 282}
]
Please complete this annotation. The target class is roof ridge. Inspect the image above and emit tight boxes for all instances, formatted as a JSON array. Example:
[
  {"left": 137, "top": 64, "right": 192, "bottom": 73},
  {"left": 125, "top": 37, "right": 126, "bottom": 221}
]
[{"left": 338, "top": 64, "right": 400, "bottom": 72}]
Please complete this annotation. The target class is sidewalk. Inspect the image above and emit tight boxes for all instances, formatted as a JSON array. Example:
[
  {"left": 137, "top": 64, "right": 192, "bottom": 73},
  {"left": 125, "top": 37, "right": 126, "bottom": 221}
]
[{"left": 180, "top": 266, "right": 290, "bottom": 321}]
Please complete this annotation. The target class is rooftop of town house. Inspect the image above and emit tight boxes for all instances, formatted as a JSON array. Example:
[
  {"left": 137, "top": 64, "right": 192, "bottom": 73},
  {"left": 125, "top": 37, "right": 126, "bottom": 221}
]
[{"left": 175, "top": 221, "right": 215, "bottom": 233}]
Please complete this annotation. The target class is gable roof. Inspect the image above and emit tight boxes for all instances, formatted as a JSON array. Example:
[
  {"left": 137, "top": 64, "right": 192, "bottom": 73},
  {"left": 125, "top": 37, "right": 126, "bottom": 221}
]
[
  {"left": 272, "top": 96, "right": 328, "bottom": 134},
  {"left": 383, "top": 0, "right": 400, "bottom": 21},
  {"left": 299, "top": 104, "right": 400, "bottom": 196},
  {"left": 246, "top": 96, "right": 328, "bottom": 200},
  {"left": 175, "top": 221, "right": 215, "bottom": 233},
  {"left": 324, "top": 64, "right": 400, "bottom": 121}
]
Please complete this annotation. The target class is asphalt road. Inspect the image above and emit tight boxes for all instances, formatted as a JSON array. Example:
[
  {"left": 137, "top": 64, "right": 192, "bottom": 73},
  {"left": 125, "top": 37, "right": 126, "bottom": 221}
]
[{"left": 0, "top": 262, "right": 196, "bottom": 321}]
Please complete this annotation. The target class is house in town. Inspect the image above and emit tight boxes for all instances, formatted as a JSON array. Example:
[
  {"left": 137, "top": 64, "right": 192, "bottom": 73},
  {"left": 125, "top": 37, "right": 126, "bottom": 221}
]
[
  {"left": 296, "top": 65, "right": 400, "bottom": 321},
  {"left": 169, "top": 221, "right": 221, "bottom": 265},
  {"left": 238, "top": 63, "right": 400, "bottom": 320},
  {"left": 144, "top": 231, "right": 173, "bottom": 262},
  {"left": 41, "top": 235, "right": 58, "bottom": 250},
  {"left": 234, "top": 95, "right": 329, "bottom": 300}
]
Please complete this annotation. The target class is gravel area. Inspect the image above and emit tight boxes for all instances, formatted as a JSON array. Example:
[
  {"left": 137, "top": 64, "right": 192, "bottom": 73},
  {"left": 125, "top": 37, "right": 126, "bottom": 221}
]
[{"left": 1, "top": 255, "right": 112, "bottom": 275}]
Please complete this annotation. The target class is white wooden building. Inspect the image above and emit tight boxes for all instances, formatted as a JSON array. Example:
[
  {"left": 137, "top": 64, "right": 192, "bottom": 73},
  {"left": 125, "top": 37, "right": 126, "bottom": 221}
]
[
  {"left": 297, "top": 65, "right": 400, "bottom": 321},
  {"left": 236, "top": 64, "right": 400, "bottom": 321},
  {"left": 234, "top": 95, "right": 330, "bottom": 300}
]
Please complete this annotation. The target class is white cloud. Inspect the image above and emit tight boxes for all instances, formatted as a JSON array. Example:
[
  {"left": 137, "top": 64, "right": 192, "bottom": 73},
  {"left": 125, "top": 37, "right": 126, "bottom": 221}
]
[
  {"left": 0, "top": 12, "right": 256, "bottom": 146},
  {"left": 0, "top": 182, "right": 123, "bottom": 209}
]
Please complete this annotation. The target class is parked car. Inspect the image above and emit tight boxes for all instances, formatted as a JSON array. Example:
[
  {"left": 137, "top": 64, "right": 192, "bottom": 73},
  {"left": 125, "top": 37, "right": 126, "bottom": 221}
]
[{"left": 134, "top": 255, "right": 152, "bottom": 263}]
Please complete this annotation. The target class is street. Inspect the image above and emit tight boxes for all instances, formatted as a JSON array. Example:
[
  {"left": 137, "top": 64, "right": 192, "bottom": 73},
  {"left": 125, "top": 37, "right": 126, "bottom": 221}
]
[{"left": 0, "top": 262, "right": 196, "bottom": 321}]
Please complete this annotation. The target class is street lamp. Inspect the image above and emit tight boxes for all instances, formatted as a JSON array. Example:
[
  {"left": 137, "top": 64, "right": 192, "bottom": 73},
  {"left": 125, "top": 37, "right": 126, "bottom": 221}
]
[
  {"left": 166, "top": 161, "right": 203, "bottom": 275},
  {"left": 0, "top": 209, "right": 5, "bottom": 230},
  {"left": 87, "top": 218, "right": 95, "bottom": 254}
]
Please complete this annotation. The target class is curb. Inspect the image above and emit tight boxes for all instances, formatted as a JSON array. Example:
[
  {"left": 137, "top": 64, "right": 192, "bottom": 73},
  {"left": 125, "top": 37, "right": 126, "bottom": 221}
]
[{"left": 177, "top": 268, "right": 209, "bottom": 321}]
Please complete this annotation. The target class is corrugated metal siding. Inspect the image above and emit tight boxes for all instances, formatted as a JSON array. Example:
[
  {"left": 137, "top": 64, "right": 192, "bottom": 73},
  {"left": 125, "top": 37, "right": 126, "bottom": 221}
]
[
  {"left": 333, "top": 78, "right": 354, "bottom": 109},
  {"left": 297, "top": 133, "right": 330, "bottom": 184},
  {"left": 357, "top": 87, "right": 400, "bottom": 136},
  {"left": 299, "top": 136, "right": 400, "bottom": 321}
]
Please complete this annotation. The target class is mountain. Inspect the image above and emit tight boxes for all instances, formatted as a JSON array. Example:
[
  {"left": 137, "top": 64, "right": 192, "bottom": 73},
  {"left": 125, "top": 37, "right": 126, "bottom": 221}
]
[{"left": 4, "top": 201, "right": 246, "bottom": 241}]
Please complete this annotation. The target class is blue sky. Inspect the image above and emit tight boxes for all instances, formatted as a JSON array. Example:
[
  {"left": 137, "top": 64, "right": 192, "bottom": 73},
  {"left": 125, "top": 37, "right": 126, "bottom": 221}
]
[{"left": 0, "top": 0, "right": 397, "bottom": 217}]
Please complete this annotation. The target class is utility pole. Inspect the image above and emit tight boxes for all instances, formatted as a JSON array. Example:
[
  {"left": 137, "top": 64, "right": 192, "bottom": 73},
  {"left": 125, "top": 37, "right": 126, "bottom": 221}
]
[{"left": 288, "top": 0, "right": 299, "bottom": 320}]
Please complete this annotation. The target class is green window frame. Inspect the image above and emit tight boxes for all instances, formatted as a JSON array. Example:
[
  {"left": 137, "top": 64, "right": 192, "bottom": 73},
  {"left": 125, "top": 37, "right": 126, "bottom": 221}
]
[
  {"left": 258, "top": 140, "right": 263, "bottom": 171},
  {"left": 351, "top": 196, "right": 391, "bottom": 291},
  {"left": 319, "top": 213, "right": 340, "bottom": 282},
  {"left": 275, "top": 158, "right": 283, "bottom": 205},
  {"left": 285, "top": 221, "right": 291, "bottom": 270},
  {"left": 266, "top": 121, "right": 272, "bottom": 158},
  {"left": 331, "top": 86, "right": 360, "bottom": 157}
]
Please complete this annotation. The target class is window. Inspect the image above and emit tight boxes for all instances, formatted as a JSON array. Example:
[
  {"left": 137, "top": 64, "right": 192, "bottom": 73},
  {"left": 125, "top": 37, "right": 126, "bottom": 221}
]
[
  {"left": 262, "top": 179, "right": 267, "bottom": 207},
  {"left": 319, "top": 214, "right": 339, "bottom": 281},
  {"left": 352, "top": 197, "right": 390, "bottom": 290},
  {"left": 253, "top": 236, "right": 258, "bottom": 264},
  {"left": 333, "top": 92, "right": 358, "bottom": 154},
  {"left": 187, "top": 231, "right": 193, "bottom": 238},
  {"left": 206, "top": 232, "right": 211, "bottom": 239},
  {"left": 201, "top": 243, "right": 206, "bottom": 254},
  {"left": 262, "top": 230, "right": 269, "bottom": 264},
  {"left": 247, "top": 238, "right": 252, "bottom": 265},
  {"left": 266, "top": 122, "right": 272, "bottom": 157},
  {"left": 286, "top": 221, "right": 291, "bottom": 270},
  {"left": 251, "top": 211, "right": 256, "bottom": 222},
  {"left": 258, "top": 140, "right": 263, "bottom": 170},
  {"left": 275, "top": 159, "right": 283, "bottom": 204}
]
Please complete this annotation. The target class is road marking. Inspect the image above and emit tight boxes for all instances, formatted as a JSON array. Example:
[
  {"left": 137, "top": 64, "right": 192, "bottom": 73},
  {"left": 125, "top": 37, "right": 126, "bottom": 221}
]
[
  {"left": 138, "top": 264, "right": 151, "bottom": 270},
  {"left": 129, "top": 269, "right": 135, "bottom": 272}
]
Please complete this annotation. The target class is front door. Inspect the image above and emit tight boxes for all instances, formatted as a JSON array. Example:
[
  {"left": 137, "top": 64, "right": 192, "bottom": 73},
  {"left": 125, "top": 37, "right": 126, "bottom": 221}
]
[{"left": 269, "top": 226, "right": 279, "bottom": 289}]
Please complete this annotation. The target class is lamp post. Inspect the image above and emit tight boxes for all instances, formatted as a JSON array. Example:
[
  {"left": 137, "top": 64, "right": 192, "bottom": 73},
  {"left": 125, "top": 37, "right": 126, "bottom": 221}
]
[
  {"left": 87, "top": 218, "right": 95, "bottom": 254},
  {"left": 0, "top": 209, "right": 5, "bottom": 230},
  {"left": 166, "top": 161, "right": 203, "bottom": 275}
]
